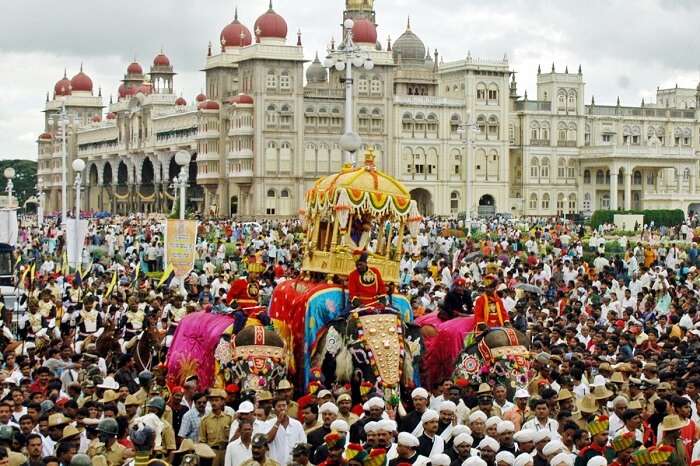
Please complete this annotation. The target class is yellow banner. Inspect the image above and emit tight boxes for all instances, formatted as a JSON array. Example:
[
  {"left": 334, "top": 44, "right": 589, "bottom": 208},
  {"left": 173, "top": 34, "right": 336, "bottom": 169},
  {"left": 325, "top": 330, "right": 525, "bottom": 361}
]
[{"left": 165, "top": 219, "right": 198, "bottom": 279}]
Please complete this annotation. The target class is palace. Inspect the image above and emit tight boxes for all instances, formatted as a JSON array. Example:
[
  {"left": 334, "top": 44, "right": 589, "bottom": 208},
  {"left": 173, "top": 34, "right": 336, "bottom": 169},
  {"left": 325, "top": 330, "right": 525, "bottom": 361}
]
[{"left": 36, "top": 0, "right": 700, "bottom": 218}]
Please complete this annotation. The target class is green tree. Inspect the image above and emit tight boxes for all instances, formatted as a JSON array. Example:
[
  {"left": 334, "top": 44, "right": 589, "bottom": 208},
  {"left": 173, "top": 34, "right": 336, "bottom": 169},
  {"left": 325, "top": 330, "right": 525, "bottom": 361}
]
[{"left": 0, "top": 160, "right": 37, "bottom": 206}]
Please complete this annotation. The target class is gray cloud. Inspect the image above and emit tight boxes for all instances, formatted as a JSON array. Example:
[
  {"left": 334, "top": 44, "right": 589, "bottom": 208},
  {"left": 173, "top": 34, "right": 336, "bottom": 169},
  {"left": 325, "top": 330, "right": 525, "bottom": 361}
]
[{"left": 1, "top": 0, "right": 700, "bottom": 159}]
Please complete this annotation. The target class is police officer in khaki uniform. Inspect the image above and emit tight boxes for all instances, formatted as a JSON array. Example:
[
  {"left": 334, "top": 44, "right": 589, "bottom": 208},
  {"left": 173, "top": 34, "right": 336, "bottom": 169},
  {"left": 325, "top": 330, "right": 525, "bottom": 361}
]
[
  {"left": 134, "top": 370, "right": 154, "bottom": 407},
  {"left": 276, "top": 380, "right": 299, "bottom": 419},
  {"left": 87, "top": 418, "right": 130, "bottom": 466},
  {"left": 199, "top": 388, "right": 233, "bottom": 466}
]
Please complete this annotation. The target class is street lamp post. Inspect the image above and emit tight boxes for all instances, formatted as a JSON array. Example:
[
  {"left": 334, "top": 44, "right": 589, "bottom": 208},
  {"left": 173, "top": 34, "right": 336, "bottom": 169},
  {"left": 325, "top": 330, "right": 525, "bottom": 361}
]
[
  {"left": 457, "top": 116, "right": 481, "bottom": 220},
  {"left": 72, "top": 159, "right": 85, "bottom": 269},
  {"left": 37, "top": 190, "right": 45, "bottom": 227},
  {"left": 174, "top": 151, "right": 190, "bottom": 220},
  {"left": 323, "top": 18, "right": 374, "bottom": 166}
]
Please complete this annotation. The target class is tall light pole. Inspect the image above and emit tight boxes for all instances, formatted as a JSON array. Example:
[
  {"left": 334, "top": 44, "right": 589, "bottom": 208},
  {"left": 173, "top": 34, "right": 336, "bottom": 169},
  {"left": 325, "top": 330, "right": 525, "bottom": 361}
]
[
  {"left": 457, "top": 116, "right": 481, "bottom": 220},
  {"left": 72, "top": 159, "right": 85, "bottom": 269},
  {"left": 323, "top": 18, "right": 374, "bottom": 166},
  {"left": 174, "top": 151, "right": 190, "bottom": 220},
  {"left": 37, "top": 190, "right": 45, "bottom": 227}
]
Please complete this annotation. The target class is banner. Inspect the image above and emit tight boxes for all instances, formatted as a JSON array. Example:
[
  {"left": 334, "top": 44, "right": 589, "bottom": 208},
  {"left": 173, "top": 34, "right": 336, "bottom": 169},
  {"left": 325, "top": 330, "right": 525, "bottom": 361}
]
[
  {"left": 164, "top": 219, "right": 198, "bottom": 279},
  {"left": 0, "top": 209, "right": 18, "bottom": 246},
  {"left": 66, "top": 219, "right": 89, "bottom": 268}
]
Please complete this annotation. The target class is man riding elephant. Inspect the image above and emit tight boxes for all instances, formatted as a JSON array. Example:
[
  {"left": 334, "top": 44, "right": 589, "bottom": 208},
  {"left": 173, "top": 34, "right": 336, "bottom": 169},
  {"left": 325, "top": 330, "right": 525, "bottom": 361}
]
[
  {"left": 473, "top": 275, "right": 510, "bottom": 331},
  {"left": 348, "top": 252, "right": 387, "bottom": 308}
]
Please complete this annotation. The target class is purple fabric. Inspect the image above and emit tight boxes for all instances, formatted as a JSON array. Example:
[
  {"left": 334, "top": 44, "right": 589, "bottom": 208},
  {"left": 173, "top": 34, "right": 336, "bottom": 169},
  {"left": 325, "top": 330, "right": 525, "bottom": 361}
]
[{"left": 166, "top": 311, "right": 234, "bottom": 389}]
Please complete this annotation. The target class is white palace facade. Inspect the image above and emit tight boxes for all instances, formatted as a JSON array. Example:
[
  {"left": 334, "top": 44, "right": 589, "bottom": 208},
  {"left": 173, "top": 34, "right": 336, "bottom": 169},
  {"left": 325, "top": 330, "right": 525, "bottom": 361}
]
[{"left": 36, "top": 0, "right": 700, "bottom": 218}]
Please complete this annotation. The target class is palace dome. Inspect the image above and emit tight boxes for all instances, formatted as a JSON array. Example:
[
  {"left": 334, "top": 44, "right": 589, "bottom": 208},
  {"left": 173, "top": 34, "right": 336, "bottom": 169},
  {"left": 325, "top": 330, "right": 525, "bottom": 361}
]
[
  {"left": 221, "top": 9, "right": 252, "bottom": 47},
  {"left": 196, "top": 93, "right": 207, "bottom": 102},
  {"left": 106, "top": 112, "right": 116, "bottom": 120},
  {"left": 352, "top": 18, "right": 377, "bottom": 45},
  {"left": 54, "top": 73, "right": 72, "bottom": 96},
  {"left": 198, "top": 100, "right": 220, "bottom": 110},
  {"left": 153, "top": 53, "right": 170, "bottom": 67},
  {"left": 392, "top": 19, "right": 426, "bottom": 64},
  {"left": 127, "top": 62, "right": 143, "bottom": 75},
  {"left": 175, "top": 96, "right": 187, "bottom": 106},
  {"left": 306, "top": 53, "right": 327, "bottom": 84},
  {"left": 227, "top": 93, "right": 254, "bottom": 105},
  {"left": 70, "top": 67, "right": 93, "bottom": 93},
  {"left": 254, "top": 3, "right": 287, "bottom": 40}
]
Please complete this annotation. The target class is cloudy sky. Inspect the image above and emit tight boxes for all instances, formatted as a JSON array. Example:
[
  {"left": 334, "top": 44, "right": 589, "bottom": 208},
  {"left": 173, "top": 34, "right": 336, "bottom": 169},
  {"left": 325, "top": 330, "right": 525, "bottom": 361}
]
[{"left": 1, "top": 0, "right": 699, "bottom": 160}]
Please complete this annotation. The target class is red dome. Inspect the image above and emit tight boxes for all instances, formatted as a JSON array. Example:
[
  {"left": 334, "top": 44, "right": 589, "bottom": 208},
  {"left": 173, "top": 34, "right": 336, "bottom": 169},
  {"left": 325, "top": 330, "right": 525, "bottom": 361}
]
[
  {"left": 106, "top": 112, "right": 116, "bottom": 120},
  {"left": 221, "top": 10, "right": 252, "bottom": 47},
  {"left": 196, "top": 93, "right": 207, "bottom": 102},
  {"left": 127, "top": 62, "right": 143, "bottom": 75},
  {"left": 198, "top": 100, "right": 220, "bottom": 111},
  {"left": 118, "top": 84, "right": 127, "bottom": 98},
  {"left": 153, "top": 53, "right": 170, "bottom": 66},
  {"left": 352, "top": 18, "right": 377, "bottom": 44},
  {"left": 126, "top": 86, "right": 139, "bottom": 96},
  {"left": 38, "top": 132, "right": 53, "bottom": 140},
  {"left": 54, "top": 75, "right": 72, "bottom": 96},
  {"left": 70, "top": 69, "right": 93, "bottom": 93},
  {"left": 254, "top": 5, "right": 287, "bottom": 40},
  {"left": 227, "top": 93, "right": 254, "bottom": 105},
  {"left": 92, "top": 114, "right": 102, "bottom": 123},
  {"left": 175, "top": 97, "right": 187, "bottom": 106}
]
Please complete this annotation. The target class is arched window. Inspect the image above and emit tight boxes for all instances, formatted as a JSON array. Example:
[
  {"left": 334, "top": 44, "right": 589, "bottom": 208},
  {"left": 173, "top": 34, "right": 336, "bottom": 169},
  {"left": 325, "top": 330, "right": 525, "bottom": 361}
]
[
  {"left": 567, "top": 123, "right": 577, "bottom": 141},
  {"left": 596, "top": 170, "right": 604, "bottom": 184},
  {"left": 267, "top": 189, "right": 276, "bottom": 198},
  {"left": 529, "top": 193, "right": 538, "bottom": 209},
  {"left": 558, "top": 122, "right": 568, "bottom": 142},
  {"left": 450, "top": 114, "right": 461, "bottom": 134},
  {"left": 557, "top": 193, "right": 565, "bottom": 213},
  {"left": 280, "top": 189, "right": 290, "bottom": 198},
  {"left": 487, "top": 115, "right": 499, "bottom": 139},
  {"left": 584, "top": 169, "right": 591, "bottom": 184},
  {"left": 279, "top": 71, "right": 291, "bottom": 90},
  {"left": 476, "top": 115, "right": 486, "bottom": 134},
  {"left": 568, "top": 193, "right": 577, "bottom": 211},
  {"left": 541, "top": 158, "right": 550, "bottom": 179},
  {"left": 487, "top": 83, "right": 499, "bottom": 102},
  {"left": 542, "top": 193, "right": 550, "bottom": 209},
  {"left": 633, "top": 171, "right": 642, "bottom": 185},
  {"left": 530, "top": 157, "right": 539, "bottom": 178},
  {"left": 558, "top": 159, "right": 566, "bottom": 178},
  {"left": 557, "top": 91, "right": 566, "bottom": 108},
  {"left": 450, "top": 191, "right": 459, "bottom": 213},
  {"left": 567, "top": 90, "right": 577, "bottom": 109},
  {"left": 476, "top": 83, "right": 487, "bottom": 101},
  {"left": 541, "top": 122, "right": 550, "bottom": 141},
  {"left": 567, "top": 160, "right": 576, "bottom": 179},
  {"left": 530, "top": 121, "right": 540, "bottom": 142},
  {"left": 583, "top": 193, "right": 592, "bottom": 211}
]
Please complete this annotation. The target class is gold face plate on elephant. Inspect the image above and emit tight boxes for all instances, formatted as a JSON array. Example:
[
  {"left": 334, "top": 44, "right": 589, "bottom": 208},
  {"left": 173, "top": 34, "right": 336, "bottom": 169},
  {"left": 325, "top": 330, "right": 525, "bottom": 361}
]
[
  {"left": 358, "top": 314, "right": 402, "bottom": 386},
  {"left": 487, "top": 346, "right": 529, "bottom": 361}
]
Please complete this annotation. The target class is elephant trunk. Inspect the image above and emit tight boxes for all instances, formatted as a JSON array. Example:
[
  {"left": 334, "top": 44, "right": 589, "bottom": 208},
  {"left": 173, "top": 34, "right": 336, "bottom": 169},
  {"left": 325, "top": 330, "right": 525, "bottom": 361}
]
[{"left": 335, "top": 345, "right": 353, "bottom": 382}]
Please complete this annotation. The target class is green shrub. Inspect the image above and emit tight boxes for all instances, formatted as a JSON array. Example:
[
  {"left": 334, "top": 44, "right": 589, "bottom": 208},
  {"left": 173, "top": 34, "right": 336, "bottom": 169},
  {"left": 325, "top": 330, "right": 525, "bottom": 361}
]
[{"left": 591, "top": 209, "right": 684, "bottom": 229}]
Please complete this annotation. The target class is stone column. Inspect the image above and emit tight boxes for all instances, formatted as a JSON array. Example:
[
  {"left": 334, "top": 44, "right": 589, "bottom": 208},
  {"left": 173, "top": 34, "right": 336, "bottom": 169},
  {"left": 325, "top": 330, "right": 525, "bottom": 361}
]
[
  {"left": 677, "top": 168, "right": 682, "bottom": 194},
  {"left": 624, "top": 170, "right": 632, "bottom": 211},
  {"left": 111, "top": 183, "right": 118, "bottom": 214},
  {"left": 610, "top": 166, "right": 619, "bottom": 210},
  {"left": 691, "top": 174, "right": 697, "bottom": 194}
]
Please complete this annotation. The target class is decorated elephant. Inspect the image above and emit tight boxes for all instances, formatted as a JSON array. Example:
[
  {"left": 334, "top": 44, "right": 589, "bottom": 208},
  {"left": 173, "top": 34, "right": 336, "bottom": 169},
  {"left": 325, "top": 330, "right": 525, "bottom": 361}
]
[
  {"left": 269, "top": 278, "right": 416, "bottom": 391},
  {"left": 310, "top": 306, "right": 422, "bottom": 393},
  {"left": 452, "top": 327, "right": 531, "bottom": 398},
  {"left": 214, "top": 325, "right": 288, "bottom": 391},
  {"left": 166, "top": 311, "right": 290, "bottom": 391}
]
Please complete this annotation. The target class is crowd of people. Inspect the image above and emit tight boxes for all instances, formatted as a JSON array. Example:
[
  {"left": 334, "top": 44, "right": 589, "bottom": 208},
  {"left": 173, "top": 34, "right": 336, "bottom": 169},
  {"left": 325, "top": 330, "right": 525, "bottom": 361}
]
[{"left": 1, "top": 213, "right": 700, "bottom": 466}]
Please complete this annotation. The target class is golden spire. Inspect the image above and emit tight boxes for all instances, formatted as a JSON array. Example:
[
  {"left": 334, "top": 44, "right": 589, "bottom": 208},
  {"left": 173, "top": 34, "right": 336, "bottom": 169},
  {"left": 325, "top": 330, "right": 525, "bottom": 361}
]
[{"left": 347, "top": 0, "right": 374, "bottom": 11}]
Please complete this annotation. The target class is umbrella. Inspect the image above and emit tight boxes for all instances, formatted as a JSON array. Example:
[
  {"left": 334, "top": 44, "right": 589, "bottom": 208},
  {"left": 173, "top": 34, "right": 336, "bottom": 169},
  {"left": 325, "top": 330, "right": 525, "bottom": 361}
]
[
  {"left": 464, "top": 251, "right": 483, "bottom": 262},
  {"left": 515, "top": 283, "right": 542, "bottom": 294}
]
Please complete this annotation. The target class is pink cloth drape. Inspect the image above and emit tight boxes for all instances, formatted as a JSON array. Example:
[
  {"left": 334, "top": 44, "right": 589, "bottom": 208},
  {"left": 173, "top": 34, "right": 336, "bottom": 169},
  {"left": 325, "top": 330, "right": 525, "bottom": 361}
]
[{"left": 415, "top": 313, "right": 476, "bottom": 386}]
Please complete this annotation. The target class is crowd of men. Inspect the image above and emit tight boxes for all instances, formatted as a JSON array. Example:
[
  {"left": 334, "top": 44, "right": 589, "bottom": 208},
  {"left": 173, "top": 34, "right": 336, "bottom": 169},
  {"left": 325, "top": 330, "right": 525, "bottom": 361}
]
[{"left": 1, "top": 214, "right": 700, "bottom": 466}]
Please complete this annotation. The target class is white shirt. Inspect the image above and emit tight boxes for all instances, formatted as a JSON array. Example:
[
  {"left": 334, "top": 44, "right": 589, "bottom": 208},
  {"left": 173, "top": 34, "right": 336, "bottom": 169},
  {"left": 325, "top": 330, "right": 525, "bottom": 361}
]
[
  {"left": 255, "top": 417, "right": 306, "bottom": 466},
  {"left": 224, "top": 438, "right": 252, "bottom": 466},
  {"left": 522, "top": 417, "right": 559, "bottom": 434}
]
